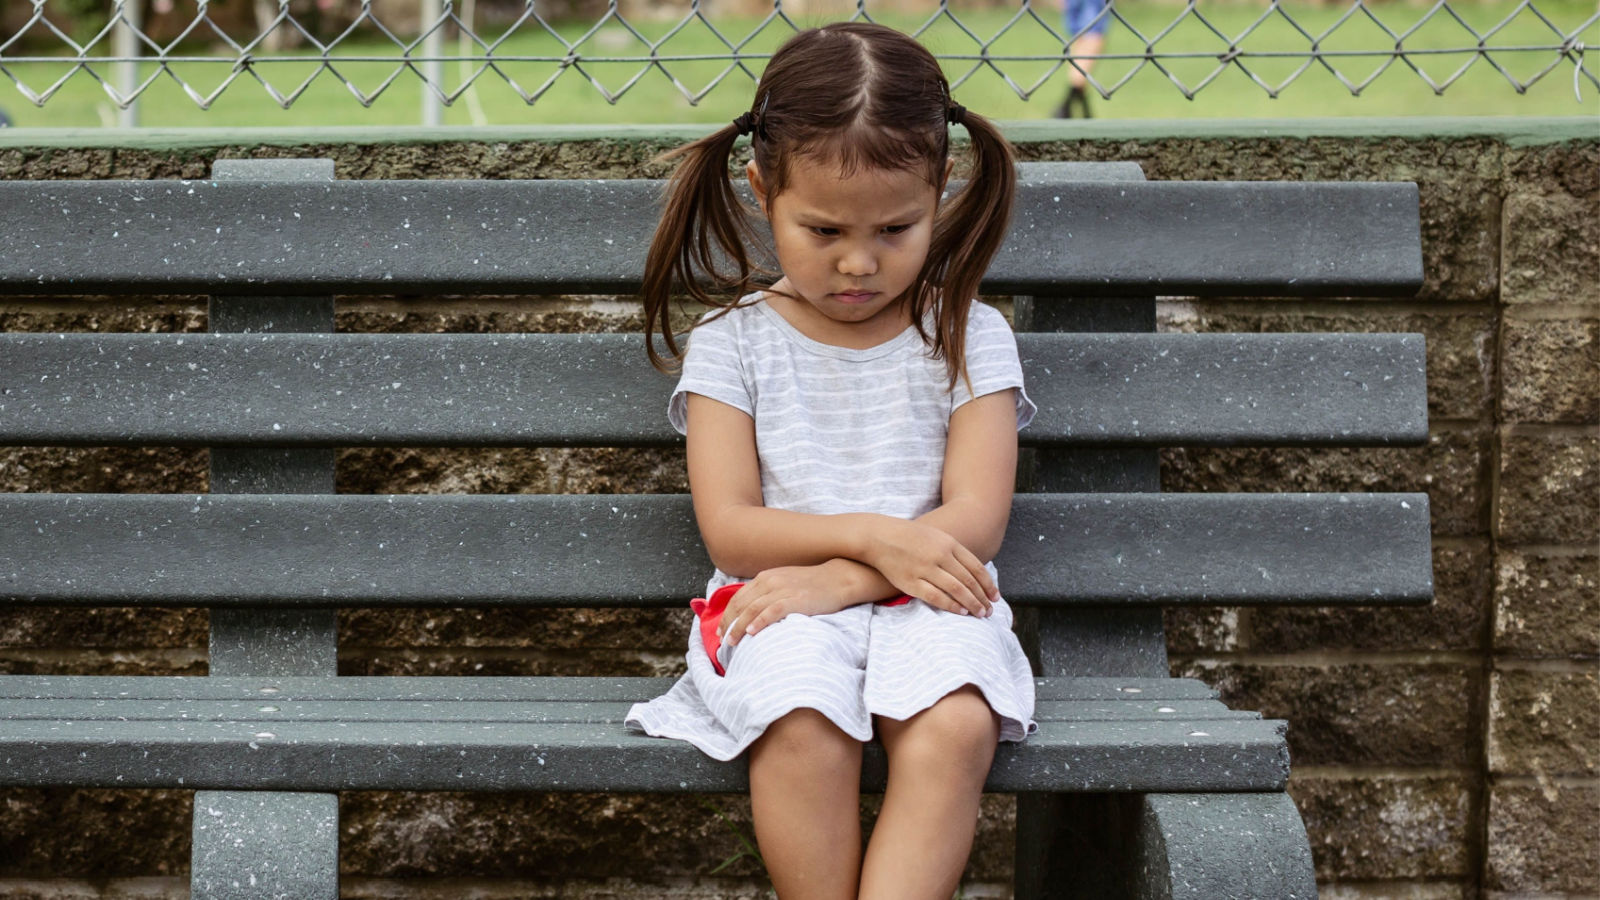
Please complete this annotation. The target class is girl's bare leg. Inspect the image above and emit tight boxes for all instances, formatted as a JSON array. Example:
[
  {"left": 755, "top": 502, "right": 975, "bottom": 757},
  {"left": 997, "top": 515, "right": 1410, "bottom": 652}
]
[
  {"left": 747, "top": 708, "right": 864, "bottom": 900},
  {"left": 858, "top": 686, "right": 1000, "bottom": 900}
]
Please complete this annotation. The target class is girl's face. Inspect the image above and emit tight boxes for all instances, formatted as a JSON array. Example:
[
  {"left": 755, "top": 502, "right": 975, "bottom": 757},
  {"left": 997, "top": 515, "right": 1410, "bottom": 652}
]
[{"left": 748, "top": 154, "right": 947, "bottom": 347}]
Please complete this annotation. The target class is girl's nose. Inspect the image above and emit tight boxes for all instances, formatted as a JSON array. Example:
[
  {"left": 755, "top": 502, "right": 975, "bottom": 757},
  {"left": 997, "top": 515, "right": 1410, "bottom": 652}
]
[{"left": 837, "top": 246, "right": 877, "bottom": 277}]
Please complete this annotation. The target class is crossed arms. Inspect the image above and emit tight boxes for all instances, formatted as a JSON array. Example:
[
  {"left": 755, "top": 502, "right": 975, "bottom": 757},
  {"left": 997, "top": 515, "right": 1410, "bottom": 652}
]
[{"left": 684, "top": 389, "right": 1019, "bottom": 645}]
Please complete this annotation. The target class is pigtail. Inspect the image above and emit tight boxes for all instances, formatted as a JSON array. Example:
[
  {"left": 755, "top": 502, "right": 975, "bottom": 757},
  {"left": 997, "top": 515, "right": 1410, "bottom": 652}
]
[
  {"left": 640, "top": 123, "right": 763, "bottom": 373},
  {"left": 922, "top": 107, "right": 1017, "bottom": 388}
]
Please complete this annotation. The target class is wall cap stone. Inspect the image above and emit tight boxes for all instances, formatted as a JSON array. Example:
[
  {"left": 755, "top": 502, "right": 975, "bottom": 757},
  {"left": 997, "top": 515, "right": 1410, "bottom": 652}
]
[{"left": 1, "top": 117, "right": 1594, "bottom": 153}]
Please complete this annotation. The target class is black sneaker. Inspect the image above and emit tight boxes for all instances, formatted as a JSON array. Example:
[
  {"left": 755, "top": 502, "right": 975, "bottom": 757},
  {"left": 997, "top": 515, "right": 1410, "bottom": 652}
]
[
  {"left": 1056, "top": 85, "right": 1092, "bottom": 119},
  {"left": 1071, "top": 85, "right": 1092, "bottom": 118}
]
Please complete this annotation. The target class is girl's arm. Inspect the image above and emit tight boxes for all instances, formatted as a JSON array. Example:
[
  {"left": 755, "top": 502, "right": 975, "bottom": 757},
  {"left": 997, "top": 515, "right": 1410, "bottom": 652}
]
[
  {"left": 686, "top": 392, "right": 920, "bottom": 580},
  {"left": 914, "top": 387, "right": 1020, "bottom": 562},
  {"left": 689, "top": 389, "right": 1020, "bottom": 641}
]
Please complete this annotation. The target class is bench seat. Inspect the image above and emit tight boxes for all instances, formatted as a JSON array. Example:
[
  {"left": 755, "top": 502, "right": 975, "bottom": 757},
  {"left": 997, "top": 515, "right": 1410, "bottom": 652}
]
[{"left": 0, "top": 675, "right": 1285, "bottom": 793}]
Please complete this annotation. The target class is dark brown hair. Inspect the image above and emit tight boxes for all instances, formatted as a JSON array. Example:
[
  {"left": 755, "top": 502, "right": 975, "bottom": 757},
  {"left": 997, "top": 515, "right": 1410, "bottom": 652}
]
[{"left": 640, "top": 22, "right": 1017, "bottom": 386}]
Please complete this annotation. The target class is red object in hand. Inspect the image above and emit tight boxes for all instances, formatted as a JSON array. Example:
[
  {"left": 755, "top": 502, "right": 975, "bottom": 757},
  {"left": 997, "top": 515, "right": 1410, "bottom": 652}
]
[
  {"left": 690, "top": 583, "right": 912, "bottom": 676},
  {"left": 689, "top": 584, "right": 743, "bottom": 676}
]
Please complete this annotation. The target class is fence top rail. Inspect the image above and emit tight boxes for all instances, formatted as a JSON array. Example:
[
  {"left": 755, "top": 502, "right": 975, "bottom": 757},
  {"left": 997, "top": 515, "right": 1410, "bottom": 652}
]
[
  {"left": 1, "top": 0, "right": 1592, "bottom": 114},
  {"left": 0, "top": 174, "right": 1422, "bottom": 296}
]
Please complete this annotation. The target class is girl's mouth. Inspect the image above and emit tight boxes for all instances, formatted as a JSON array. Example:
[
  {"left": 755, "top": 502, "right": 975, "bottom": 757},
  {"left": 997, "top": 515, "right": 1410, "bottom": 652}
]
[{"left": 833, "top": 290, "right": 878, "bottom": 304}]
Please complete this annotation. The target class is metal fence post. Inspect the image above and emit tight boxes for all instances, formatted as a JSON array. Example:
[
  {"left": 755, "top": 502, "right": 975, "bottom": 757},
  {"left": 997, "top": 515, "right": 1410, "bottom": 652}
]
[
  {"left": 112, "top": 0, "right": 141, "bottom": 127},
  {"left": 421, "top": 0, "right": 444, "bottom": 125}
]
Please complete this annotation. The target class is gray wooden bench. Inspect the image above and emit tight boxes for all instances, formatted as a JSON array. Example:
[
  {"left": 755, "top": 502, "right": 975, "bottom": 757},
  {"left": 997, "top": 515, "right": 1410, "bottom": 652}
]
[{"left": 0, "top": 157, "right": 1431, "bottom": 899}]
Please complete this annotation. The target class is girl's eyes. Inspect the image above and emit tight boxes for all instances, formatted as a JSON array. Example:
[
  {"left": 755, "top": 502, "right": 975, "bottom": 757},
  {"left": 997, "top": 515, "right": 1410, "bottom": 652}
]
[{"left": 807, "top": 225, "right": 912, "bottom": 237}]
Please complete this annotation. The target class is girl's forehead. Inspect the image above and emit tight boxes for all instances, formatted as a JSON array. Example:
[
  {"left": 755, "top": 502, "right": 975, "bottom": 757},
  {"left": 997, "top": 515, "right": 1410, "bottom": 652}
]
[
  {"left": 777, "top": 156, "right": 940, "bottom": 203},
  {"left": 785, "top": 149, "right": 939, "bottom": 184}
]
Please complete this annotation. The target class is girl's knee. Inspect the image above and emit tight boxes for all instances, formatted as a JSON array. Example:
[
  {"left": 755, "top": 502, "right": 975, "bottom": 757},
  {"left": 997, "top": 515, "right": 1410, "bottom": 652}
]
[
  {"left": 752, "top": 708, "right": 860, "bottom": 768},
  {"left": 889, "top": 686, "right": 1000, "bottom": 771}
]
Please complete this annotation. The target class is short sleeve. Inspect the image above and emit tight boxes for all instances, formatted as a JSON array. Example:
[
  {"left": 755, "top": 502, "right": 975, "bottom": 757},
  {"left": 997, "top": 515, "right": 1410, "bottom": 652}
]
[
  {"left": 666, "top": 312, "right": 755, "bottom": 435},
  {"left": 952, "top": 302, "right": 1037, "bottom": 431}
]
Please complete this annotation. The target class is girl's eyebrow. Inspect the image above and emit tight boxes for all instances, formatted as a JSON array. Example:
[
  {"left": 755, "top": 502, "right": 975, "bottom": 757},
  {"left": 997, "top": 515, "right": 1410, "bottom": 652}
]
[{"left": 792, "top": 203, "right": 930, "bottom": 225}]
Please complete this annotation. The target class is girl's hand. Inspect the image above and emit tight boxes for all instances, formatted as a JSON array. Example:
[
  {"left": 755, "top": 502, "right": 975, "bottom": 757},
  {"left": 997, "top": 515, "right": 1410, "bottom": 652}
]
[
  {"left": 860, "top": 517, "right": 997, "bottom": 617},
  {"left": 718, "top": 564, "right": 856, "bottom": 646}
]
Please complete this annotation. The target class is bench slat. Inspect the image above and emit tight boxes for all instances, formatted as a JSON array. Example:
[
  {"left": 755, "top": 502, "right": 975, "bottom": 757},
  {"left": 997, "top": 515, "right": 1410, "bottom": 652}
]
[
  {"left": 0, "top": 675, "right": 1219, "bottom": 703},
  {"left": 0, "top": 698, "right": 1254, "bottom": 724},
  {"left": 0, "top": 492, "right": 1432, "bottom": 607},
  {"left": 0, "top": 179, "right": 1421, "bottom": 296},
  {"left": 0, "top": 331, "right": 1427, "bottom": 448},
  {"left": 0, "top": 715, "right": 1288, "bottom": 793}
]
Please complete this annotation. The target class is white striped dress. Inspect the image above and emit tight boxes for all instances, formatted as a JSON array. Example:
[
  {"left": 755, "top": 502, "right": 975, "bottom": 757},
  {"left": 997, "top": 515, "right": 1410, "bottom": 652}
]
[{"left": 624, "top": 296, "right": 1038, "bottom": 761}]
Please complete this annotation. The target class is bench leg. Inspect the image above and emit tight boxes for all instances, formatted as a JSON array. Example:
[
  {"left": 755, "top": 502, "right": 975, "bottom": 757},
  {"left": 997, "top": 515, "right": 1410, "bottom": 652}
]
[
  {"left": 1134, "top": 792, "right": 1316, "bottom": 900},
  {"left": 1016, "top": 792, "right": 1315, "bottom": 899},
  {"left": 191, "top": 791, "right": 339, "bottom": 900}
]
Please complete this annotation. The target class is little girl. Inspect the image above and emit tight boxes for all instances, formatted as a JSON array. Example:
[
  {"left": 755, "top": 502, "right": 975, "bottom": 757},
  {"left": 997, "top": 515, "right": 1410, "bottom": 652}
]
[{"left": 625, "top": 23, "right": 1036, "bottom": 900}]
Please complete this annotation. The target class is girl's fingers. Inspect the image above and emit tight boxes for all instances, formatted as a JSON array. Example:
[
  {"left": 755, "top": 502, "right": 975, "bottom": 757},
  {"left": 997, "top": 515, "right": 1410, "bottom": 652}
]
[
  {"left": 917, "top": 585, "right": 966, "bottom": 616},
  {"left": 716, "top": 601, "right": 739, "bottom": 638},
  {"left": 918, "top": 579, "right": 981, "bottom": 617},
  {"left": 744, "top": 604, "right": 786, "bottom": 637},
  {"left": 718, "top": 587, "right": 758, "bottom": 640},
  {"left": 933, "top": 564, "right": 990, "bottom": 617},
  {"left": 723, "top": 586, "right": 777, "bottom": 646},
  {"left": 729, "top": 599, "right": 789, "bottom": 645},
  {"left": 723, "top": 609, "right": 750, "bottom": 645},
  {"left": 726, "top": 604, "right": 759, "bottom": 645},
  {"left": 942, "top": 562, "right": 991, "bottom": 616},
  {"left": 955, "top": 545, "right": 999, "bottom": 600}
]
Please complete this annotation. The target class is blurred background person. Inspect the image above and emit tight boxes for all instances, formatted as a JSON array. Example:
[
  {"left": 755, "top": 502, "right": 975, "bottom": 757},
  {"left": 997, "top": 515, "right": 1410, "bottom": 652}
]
[{"left": 1057, "top": 0, "right": 1110, "bottom": 117}]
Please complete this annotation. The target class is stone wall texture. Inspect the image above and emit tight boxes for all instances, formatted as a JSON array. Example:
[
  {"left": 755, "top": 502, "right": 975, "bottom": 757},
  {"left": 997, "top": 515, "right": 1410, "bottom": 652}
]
[{"left": 1, "top": 119, "right": 1596, "bottom": 898}]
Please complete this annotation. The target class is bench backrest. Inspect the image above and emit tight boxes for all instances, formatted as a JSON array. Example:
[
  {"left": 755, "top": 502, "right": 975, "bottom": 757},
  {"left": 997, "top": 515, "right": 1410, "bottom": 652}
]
[{"left": 0, "top": 158, "right": 1432, "bottom": 680}]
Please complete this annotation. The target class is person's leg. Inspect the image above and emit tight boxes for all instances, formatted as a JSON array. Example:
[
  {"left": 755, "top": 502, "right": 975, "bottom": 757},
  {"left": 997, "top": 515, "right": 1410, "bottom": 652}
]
[
  {"left": 1058, "top": 0, "right": 1108, "bottom": 117},
  {"left": 1067, "top": 32, "right": 1106, "bottom": 89},
  {"left": 747, "top": 708, "right": 864, "bottom": 900},
  {"left": 858, "top": 686, "right": 1000, "bottom": 900}
]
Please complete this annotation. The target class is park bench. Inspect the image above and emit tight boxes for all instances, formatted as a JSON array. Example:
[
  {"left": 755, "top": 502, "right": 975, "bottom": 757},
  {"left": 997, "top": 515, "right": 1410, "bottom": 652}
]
[{"left": 0, "top": 156, "right": 1431, "bottom": 899}]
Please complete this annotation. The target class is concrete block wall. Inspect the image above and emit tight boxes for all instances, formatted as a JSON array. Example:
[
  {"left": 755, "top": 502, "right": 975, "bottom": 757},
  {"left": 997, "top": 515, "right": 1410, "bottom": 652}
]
[
  {"left": 0, "top": 118, "right": 1594, "bottom": 898},
  {"left": 1483, "top": 138, "right": 1599, "bottom": 897}
]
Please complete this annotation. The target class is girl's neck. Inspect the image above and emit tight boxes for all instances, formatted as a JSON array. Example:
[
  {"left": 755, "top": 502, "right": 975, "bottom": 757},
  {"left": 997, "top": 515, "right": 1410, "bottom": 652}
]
[{"left": 760, "top": 281, "right": 915, "bottom": 351}]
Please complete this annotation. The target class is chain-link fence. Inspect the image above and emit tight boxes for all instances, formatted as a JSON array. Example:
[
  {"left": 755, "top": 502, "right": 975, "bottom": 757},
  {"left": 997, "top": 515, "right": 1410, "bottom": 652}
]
[{"left": 1, "top": 0, "right": 1595, "bottom": 125}]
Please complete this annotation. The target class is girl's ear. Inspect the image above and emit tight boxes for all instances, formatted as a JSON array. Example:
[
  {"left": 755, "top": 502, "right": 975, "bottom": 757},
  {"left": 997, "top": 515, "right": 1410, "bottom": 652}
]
[
  {"left": 746, "top": 159, "right": 770, "bottom": 217},
  {"left": 941, "top": 157, "right": 955, "bottom": 192}
]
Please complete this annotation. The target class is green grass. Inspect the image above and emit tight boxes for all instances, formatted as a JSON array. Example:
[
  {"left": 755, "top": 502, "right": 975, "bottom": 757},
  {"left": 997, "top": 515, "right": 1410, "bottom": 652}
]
[{"left": 2, "top": 0, "right": 1595, "bottom": 127}]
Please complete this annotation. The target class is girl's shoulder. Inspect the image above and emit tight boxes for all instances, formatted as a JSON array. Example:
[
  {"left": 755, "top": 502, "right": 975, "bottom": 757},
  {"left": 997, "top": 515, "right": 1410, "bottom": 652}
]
[
  {"left": 682, "top": 297, "right": 766, "bottom": 353},
  {"left": 965, "top": 299, "right": 1011, "bottom": 331},
  {"left": 961, "top": 300, "right": 1020, "bottom": 346},
  {"left": 690, "top": 294, "right": 767, "bottom": 334}
]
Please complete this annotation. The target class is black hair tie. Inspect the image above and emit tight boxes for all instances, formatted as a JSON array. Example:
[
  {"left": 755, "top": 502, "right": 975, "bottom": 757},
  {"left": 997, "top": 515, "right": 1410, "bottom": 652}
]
[
  {"left": 732, "top": 111, "right": 758, "bottom": 136},
  {"left": 946, "top": 103, "right": 967, "bottom": 126}
]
